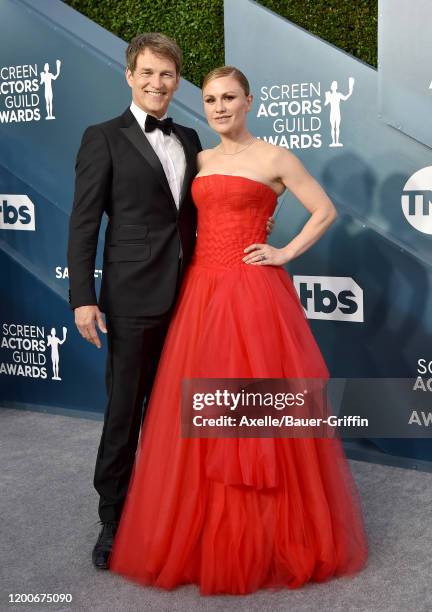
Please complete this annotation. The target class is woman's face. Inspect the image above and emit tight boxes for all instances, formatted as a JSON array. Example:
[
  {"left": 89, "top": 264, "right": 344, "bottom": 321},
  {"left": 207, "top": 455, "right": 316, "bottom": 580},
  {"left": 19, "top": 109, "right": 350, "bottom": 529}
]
[{"left": 202, "top": 75, "right": 252, "bottom": 135}]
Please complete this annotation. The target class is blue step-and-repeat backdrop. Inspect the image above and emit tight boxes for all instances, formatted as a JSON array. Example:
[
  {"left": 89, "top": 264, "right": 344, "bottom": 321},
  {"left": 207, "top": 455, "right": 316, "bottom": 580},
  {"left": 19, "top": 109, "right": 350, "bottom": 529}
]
[{"left": 0, "top": 0, "right": 431, "bottom": 461}]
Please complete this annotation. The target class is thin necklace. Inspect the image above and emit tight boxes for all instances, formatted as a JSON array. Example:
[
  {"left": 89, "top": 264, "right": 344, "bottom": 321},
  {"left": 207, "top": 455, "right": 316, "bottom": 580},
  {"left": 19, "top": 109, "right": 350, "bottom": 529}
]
[{"left": 219, "top": 137, "right": 256, "bottom": 155}]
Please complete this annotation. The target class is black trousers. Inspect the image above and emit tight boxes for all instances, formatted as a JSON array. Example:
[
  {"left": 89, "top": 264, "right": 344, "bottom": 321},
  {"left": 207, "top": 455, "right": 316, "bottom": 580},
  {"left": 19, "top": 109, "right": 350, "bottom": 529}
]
[{"left": 93, "top": 307, "right": 174, "bottom": 522}]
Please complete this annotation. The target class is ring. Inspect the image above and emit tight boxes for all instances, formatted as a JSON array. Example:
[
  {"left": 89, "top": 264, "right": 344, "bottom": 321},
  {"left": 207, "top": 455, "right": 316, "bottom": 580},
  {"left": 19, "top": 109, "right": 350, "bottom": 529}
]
[{"left": 261, "top": 254, "right": 266, "bottom": 261}]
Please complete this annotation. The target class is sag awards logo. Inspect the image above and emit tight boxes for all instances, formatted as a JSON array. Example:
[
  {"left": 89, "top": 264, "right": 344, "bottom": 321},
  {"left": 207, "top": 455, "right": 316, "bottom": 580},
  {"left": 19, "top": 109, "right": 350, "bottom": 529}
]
[
  {"left": 55, "top": 266, "right": 103, "bottom": 280},
  {"left": 408, "top": 358, "right": 432, "bottom": 427},
  {"left": 0, "top": 60, "right": 62, "bottom": 124},
  {"left": 293, "top": 275, "right": 364, "bottom": 323},
  {"left": 401, "top": 167, "right": 432, "bottom": 235},
  {"left": 0, "top": 195, "right": 35, "bottom": 230},
  {"left": 0, "top": 322, "right": 67, "bottom": 380},
  {"left": 257, "top": 77, "right": 355, "bottom": 149}
]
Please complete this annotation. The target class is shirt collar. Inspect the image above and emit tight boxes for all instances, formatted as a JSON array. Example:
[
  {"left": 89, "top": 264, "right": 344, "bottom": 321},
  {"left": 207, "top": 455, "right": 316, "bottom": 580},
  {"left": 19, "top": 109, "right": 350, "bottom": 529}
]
[{"left": 130, "top": 100, "right": 168, "bottom": 130}]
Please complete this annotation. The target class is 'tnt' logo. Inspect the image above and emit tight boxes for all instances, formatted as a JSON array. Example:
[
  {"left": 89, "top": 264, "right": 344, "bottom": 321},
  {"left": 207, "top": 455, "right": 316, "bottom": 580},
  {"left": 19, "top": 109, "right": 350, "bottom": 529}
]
[{"left": 401, "top": 167, "right": 432, "bottom": 234}]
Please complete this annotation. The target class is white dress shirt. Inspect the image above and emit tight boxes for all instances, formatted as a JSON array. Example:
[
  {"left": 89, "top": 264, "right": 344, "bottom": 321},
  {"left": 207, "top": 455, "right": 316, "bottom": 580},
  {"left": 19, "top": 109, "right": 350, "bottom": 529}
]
[{"left": 130, "top": 101, "right": 186, "bottom": 208}]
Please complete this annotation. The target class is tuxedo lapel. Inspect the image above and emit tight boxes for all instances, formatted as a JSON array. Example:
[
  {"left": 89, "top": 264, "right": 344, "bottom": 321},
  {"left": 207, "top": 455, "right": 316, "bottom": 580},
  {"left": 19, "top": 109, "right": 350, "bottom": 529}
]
[
  {"left": 173, "top": 124, "right": 197, "bottom": 207},
  {"left": 120, "top": 110, "right": 178, "bottom": 214}
]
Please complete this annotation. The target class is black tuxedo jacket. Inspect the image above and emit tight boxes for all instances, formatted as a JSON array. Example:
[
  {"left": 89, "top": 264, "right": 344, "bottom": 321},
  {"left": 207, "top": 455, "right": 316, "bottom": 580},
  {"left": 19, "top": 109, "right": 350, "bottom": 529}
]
[{"left": 67, "top": 108, "right": 201, "bottom": 316}]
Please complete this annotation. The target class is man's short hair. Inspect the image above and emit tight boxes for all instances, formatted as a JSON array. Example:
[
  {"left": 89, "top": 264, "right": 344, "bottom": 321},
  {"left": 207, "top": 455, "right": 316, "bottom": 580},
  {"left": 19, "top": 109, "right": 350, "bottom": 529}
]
[{"left": 126, "top": 32, "right": 182, "bottom": 75}]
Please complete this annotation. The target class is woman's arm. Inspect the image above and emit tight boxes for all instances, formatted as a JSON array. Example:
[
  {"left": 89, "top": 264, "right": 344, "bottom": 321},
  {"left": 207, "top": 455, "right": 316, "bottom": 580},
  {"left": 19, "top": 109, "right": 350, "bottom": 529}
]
[{"left": 243, "top": 147, "right": 337, "bottom": 266}]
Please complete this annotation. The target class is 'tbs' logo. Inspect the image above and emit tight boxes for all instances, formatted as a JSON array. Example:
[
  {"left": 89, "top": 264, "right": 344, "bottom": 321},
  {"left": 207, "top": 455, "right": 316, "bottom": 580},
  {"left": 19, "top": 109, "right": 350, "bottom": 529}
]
[
  {"left": 0, "top": 195, "right": 35, "bottom": 230},
  {"left": 293, "top": 276, "right": 364, "bottom": 323},
  {"left": 401, "top": 167, "right": 432, "bottom": 234}
]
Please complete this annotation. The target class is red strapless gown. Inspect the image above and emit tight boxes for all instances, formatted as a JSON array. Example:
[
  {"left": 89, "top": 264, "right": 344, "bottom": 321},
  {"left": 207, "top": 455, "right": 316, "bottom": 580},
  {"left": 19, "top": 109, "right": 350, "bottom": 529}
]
[{"left": 109, "top": 174, "right": 368, "bottom": 595}]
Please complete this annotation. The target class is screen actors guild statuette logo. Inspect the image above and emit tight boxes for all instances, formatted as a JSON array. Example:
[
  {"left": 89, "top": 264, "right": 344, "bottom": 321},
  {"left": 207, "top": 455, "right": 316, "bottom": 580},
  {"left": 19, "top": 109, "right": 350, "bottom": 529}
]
[
  {"left": 0, "top": 323, "right": 68, "bottom": 380},
  {"left": 257, "top": 76, "right": 355, "bottom": 149},
  {"left": 324, "top": 77, "right": 355, "bottom": 147},
  {"left": 0, "top": 59, "right": 63, "bottom": 124},
  {"left": 40, "top": 60, "right": 61, "bottom": 120},
  {"left": 47, "top": 326, "right": 67, "bottom": 380}
]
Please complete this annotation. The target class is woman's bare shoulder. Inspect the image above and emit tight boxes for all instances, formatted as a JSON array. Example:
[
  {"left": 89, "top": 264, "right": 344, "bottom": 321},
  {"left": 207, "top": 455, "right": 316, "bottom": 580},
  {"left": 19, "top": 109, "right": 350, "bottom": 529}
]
[
  {"left": 197, "top": 147, "right": 218, "bottom": 171},
  {"left": 255, "top": 139, "right": 302, "bottom": 178},
  {"left": 256, "top": 138, "right": 299, "bottom": 162}
]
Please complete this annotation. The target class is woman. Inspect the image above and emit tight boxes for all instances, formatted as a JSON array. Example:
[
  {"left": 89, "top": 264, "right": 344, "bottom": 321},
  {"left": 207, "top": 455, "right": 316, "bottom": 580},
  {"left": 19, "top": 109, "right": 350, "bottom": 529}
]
[{"left": 109, "top": 66, "right": 368, "bottom": 595}]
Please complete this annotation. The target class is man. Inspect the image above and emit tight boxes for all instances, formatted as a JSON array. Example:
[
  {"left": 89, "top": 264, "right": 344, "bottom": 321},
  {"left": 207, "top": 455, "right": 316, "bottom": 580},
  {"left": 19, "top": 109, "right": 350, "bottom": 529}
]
[{"left": 67, "top": 33, "right": 201, "bottom": 570}]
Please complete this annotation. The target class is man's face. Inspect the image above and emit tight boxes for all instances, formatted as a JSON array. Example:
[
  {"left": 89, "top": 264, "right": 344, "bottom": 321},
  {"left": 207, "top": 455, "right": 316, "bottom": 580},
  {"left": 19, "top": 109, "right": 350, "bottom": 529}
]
[{"left": 126, "top": 48, "right": 179, "bottom": 118}]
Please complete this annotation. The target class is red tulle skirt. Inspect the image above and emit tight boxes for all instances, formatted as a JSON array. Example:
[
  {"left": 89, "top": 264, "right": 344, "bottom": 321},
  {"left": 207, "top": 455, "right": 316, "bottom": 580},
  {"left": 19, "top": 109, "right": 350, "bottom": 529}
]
[{"left": 109, "top": 262, "right": 368, "bottom": 595}]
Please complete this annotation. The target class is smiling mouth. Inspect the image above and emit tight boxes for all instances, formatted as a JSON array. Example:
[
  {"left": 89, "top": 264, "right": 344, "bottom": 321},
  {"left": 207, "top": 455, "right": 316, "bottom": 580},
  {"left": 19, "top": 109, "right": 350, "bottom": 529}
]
[
  {"left": 215, "top": 116, "right": 231, "bottom": 120},
  {"left": 144, "top": 90, "right": 165, "bottom": 97}
]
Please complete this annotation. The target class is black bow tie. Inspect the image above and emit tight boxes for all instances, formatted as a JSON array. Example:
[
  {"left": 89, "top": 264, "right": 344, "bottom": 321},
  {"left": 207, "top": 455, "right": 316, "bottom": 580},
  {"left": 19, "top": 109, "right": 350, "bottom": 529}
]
[{"left": 145, "top": 114, "right": 174, "bottom": 135}]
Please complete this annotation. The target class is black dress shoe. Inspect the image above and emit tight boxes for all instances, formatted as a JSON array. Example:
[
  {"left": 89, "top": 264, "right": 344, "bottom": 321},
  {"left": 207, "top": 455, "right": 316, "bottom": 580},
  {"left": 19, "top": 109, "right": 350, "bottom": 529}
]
[{"left": 92, "top": 520, "right": 119, "bottom": 569}]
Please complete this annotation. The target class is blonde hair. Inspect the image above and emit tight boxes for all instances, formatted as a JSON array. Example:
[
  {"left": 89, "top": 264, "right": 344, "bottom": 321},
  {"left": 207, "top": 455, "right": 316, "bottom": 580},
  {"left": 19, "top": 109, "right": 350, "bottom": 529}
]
[{"left": 202, "top": 65, "right": 250, "bottom": 96}]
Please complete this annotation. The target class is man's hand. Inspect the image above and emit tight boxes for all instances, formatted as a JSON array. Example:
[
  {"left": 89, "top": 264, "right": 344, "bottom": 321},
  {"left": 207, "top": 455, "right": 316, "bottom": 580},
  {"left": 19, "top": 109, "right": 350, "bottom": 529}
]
[
  {"left": 266, "top": 216, "right": 275, "bottom": 234},
  {"left": 74, "top": 305, "right": 107, "bottom": 349}
]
